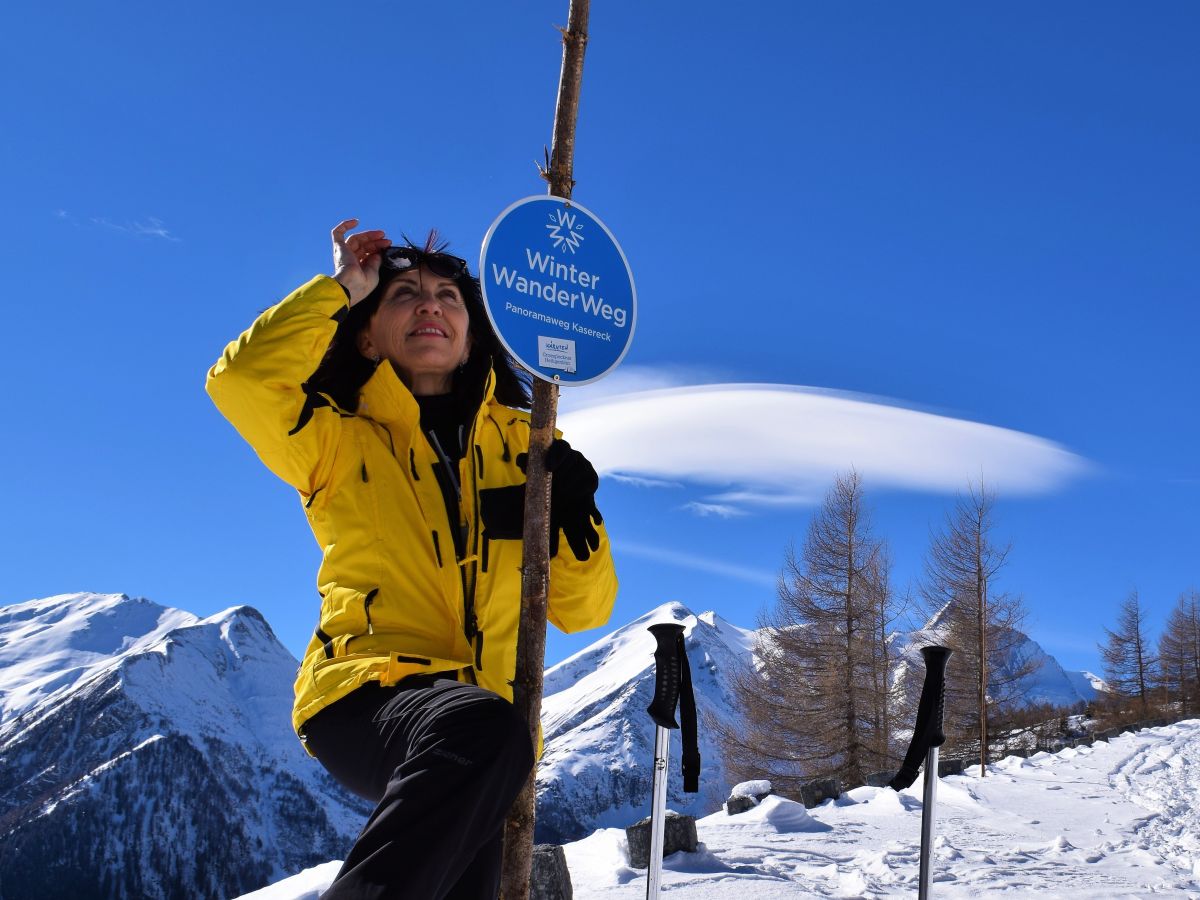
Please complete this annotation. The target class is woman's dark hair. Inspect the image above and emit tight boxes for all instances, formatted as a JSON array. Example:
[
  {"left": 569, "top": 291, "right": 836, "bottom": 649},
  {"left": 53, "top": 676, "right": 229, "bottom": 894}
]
[{"left": 304, "top": 231, "right": 532, "bottom": 414}]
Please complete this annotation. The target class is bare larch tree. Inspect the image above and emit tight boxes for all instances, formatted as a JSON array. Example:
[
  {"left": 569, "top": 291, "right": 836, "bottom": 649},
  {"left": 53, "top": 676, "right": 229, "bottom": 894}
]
[
  {"left": 1157, "top": 598, "right": 1195, "bottom": 713},
  {"left": 1155, "top": 591, "right": 1200, "bottom": 714},
  {"left": 920, "top": 481, "right": 1032, "bottom": 777},
  {"left": 1172, "top": 589, "right": 1200, "bottom": 713},
  {"left": 1101, "top": 590, "right": 1157, "bottom": 718},
  {"left": 715, "top": 471, "right": 900, "bottom": 793},
  {"left": 863, "top": 544, "right": 910, "bottom": 769}
]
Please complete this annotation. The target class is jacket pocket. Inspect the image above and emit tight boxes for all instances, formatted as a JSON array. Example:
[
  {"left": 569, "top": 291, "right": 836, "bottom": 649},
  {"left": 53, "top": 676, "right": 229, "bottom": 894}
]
[
  {"left": 317, "top": 585, "right": 371, "bottom": 638},
  {"left": 309, "top": 651, "right": 389, "bottom": 698}
]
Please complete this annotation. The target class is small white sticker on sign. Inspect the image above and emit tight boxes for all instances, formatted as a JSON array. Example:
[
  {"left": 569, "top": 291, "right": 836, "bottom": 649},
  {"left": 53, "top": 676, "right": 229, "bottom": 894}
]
[{"left": 538, "top": 336, "right": 577, "bottom": 373}]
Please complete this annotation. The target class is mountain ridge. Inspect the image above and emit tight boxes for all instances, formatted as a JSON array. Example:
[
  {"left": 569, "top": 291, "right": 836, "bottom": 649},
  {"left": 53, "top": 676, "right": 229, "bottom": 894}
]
[{"left": 0, "top": 592, "right": 368, "bottom": 900}]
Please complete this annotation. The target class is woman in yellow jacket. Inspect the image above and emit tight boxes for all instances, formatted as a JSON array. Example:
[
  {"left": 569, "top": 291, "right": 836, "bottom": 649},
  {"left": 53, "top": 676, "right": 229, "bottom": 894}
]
[{"left": 206, "top": 219, "right": 617, "bottom": 900}]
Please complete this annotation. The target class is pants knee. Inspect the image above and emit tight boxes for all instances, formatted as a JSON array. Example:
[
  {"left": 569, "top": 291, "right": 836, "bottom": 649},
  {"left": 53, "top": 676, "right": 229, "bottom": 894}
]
[
  {"left": 468, "top": 692, "right": 535, "bottom": 779},
  {"left": 420, "top": 686, "right": 534, "bottom": 780},
  {"left": 495, "top": 697, "right": 535, "bottom": 776}
]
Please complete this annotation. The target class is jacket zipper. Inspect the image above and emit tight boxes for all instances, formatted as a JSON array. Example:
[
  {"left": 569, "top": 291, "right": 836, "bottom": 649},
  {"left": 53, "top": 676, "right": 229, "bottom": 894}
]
[
  {"left": 364, "top": 588, "right": 379, "bottom": 635},
  {"left": 427, "top": 428, "right": 478, "bottom": 652},
  {"left": 427, "top": 430, "right": 467, "bottom": 560},
  {"left": 464, "top": 423, "right": 482, "bottom": 663}
]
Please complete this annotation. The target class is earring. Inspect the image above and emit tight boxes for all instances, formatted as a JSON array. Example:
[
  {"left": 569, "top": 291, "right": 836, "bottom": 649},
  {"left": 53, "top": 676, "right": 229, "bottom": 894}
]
[{"left": 371, "top": 353, "right": 382, "bottom": 365}]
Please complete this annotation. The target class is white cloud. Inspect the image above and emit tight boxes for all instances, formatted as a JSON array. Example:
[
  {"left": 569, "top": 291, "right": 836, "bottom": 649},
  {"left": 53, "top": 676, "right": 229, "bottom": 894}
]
[
  {"left": 560, "top": 382, "right": 1091, "bottom": 514},
  {"left": 92, "top": 216, "right": 179, "bottom": 241},
  {"left": 681, "top": 501, "right": 747, "bottom": 518},
  {"left": 613, "top": 540, "right": 777, "bottom": 588},
  {"left": 56, "top": 209, "right": 179, "bottom": 241},
  {"left": 607, "top": 473, "right": 684, "bottom": 490}
]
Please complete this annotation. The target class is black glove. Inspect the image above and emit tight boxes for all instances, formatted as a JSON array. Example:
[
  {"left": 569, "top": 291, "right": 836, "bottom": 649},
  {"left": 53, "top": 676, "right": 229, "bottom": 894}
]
[
  {"left": 478, "top": 439, "right": 603, "bottom": 562},
  {"left": 522, "top": 439, "right": 602, "bottom": 562}
]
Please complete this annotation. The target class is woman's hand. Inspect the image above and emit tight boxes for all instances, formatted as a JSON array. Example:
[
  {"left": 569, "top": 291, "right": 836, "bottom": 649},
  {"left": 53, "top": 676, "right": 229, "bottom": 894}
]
[
  {"left": 331, "top": 219, "right": 391, "bottom": 305},
  {"left": 479, "top": 440, "right": 604, "bottom": 562}
]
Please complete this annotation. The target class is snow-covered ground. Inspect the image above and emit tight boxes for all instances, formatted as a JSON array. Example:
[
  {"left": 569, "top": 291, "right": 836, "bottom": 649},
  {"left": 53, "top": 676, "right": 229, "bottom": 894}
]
[{"left": 238, "top": 719, "right": 1200, "bottom": 898}]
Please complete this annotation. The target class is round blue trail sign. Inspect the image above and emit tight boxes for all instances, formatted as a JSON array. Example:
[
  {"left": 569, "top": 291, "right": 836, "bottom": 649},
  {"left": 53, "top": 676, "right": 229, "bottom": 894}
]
[{"left": 480, "top": 195, "right": 636, "bottom": 385}]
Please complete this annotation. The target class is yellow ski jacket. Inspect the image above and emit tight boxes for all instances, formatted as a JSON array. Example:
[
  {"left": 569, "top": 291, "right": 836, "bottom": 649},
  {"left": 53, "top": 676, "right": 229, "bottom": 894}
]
[{"left": 206, "top": 275, "right": 618, "bottom": 740}]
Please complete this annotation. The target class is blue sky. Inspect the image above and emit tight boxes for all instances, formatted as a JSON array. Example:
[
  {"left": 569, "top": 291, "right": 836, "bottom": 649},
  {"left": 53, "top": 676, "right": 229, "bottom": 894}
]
[{"left": 2, "top": 1, "right": 1196, "bottom": 676}]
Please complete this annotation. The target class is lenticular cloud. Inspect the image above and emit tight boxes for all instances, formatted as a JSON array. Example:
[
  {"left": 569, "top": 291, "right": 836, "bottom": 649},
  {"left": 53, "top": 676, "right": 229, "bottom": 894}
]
[{"left": 558, "top": 384, "right": 1089, "bottom": 510}]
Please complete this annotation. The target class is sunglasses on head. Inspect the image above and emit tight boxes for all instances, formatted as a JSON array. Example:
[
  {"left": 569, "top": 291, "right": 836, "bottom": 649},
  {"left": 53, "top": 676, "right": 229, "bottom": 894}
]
[{"left": 382, "top": 246, "right": 470, "bottom": 280}]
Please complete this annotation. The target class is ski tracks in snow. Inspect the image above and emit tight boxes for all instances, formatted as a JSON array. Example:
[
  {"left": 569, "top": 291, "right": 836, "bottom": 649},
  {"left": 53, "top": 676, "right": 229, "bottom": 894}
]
[
  {"left": 566, "top": 720, "right": 1200, "bottom": 897},
  {"left": 1109, "top": 721, "right": 1200, "bottom": 882}
]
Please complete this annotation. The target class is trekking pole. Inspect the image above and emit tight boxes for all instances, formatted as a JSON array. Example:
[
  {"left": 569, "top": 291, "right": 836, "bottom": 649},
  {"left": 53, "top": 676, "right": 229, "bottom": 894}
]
[
  {"left": 644, "top": 623, "right": 701, "bottom": 898},
  {"left": 887, "top": 645, "right": 952, "bottom": 900},
  {"left": 646, "top": 623, "right": 682, "bottom": 898},
  {"left": 647, "top": 724, "right": 671, "bottom": 897}
]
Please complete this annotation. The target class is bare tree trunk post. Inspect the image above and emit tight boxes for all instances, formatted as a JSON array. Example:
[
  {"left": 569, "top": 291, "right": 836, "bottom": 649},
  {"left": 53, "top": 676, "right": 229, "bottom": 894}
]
[
  {"left": 500, "top": 3, "right": 590, "bottom": 897},
  {"left": 1190, "top": 594, "right": 1200, "bottom": 715},
  {"left": 979, "top": 571, "right": 988, "bottom": 777},
  {"left": 978, "top": 546, "right": 988, "bottom": 776},
  {"left": 844, "top": 524, "right": 858, "bottom": 784}
]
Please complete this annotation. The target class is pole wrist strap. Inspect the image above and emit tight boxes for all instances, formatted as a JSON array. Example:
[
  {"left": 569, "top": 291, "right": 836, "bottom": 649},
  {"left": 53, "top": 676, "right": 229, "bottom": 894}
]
[{"left": 677, "top": 632, "right": 701, "bottom": 793}]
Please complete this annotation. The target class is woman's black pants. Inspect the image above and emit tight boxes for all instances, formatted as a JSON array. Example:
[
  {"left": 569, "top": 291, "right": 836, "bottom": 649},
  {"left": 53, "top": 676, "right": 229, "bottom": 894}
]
[{"left": 303, "top": 676, "right": 535, "bottom": 900}]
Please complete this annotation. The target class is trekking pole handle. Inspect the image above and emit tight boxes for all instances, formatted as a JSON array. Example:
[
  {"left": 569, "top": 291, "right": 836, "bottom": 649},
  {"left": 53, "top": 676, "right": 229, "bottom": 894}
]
[
  {"left": 919, "top": 645, "right": 952, "bottom": 749},
  {"left": 888, "top": 645, "right": 953, "bottom": 791},
  {"left": 647, "top": 623, "right": 685, "bottom": 729}
]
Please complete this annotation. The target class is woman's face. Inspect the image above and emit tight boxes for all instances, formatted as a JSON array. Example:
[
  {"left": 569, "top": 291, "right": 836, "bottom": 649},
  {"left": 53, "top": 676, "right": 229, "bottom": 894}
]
[{"left": 358, "top": 267, "right": 472, "bottom": 396}]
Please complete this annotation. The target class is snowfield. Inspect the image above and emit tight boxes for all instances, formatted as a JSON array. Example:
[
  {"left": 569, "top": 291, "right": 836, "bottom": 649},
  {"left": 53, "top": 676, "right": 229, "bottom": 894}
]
[{"left": 238, "top": 719, "right": 1200, "bottom": 898}]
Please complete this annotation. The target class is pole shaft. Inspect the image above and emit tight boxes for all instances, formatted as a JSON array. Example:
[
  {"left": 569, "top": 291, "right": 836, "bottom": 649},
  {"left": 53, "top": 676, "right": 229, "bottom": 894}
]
[
  {"left": 501, "top": 3, "right": 590, "bottom": 897},
  {"left": 547, "top": 0, "right": 590, "bottom": 198},
  {"left": 646, "top": 726, "right": 672, "bottom": 898},
  {"left": 918, "top": 745, "right": 939, "bottom": 900}
]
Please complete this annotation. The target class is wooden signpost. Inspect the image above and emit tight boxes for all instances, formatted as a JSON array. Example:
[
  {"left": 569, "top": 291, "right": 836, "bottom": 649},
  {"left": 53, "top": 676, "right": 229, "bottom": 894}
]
[{"left": 499, "top": 3, "right": 591, "bottom": 897}]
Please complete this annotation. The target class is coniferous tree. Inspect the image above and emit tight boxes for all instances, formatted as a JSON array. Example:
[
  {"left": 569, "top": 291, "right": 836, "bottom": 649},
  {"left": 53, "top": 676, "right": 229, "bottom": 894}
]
[
  {"left": 920, "top": 481, "right": 1032, "bottom": 777},
  {"left": 1157, "top": 605, "right": 1193, "bottom": 713},
  {"left": 863, "top": 546, "right": 913, "bottom": 770},
  {"left": 864, "top": 546, "right": 894, "bottom": 766},
  {"left": 715, "top": 471, "right": 900, "bottom": 793},
  {"left": 1101, "top": 590, "right": 1156, "bottom": 719},
  {"left": 1156, "top": 591, "right": 1200, "bottom": 713},
  {"left": 1178, "top": 589, "right": 1200, "bottom": 713}
]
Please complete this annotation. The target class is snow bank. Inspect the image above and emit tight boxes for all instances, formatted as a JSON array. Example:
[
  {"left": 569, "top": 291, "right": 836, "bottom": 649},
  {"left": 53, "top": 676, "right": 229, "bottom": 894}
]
[
  {"left": 232, "top": 862, "right": 340, "bottom": 900},
  {"left": 729, "top": 779, "right": 772, "bottom": 799}
]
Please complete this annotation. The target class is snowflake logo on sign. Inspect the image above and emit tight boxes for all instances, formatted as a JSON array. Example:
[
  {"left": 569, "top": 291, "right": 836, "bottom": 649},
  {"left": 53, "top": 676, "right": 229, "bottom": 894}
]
[{"left": 546, "top": 208, "right": 585, "bottom": 254}]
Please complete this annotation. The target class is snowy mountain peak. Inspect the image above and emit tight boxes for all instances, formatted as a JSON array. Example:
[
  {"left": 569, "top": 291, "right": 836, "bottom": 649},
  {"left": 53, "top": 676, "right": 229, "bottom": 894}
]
[
  {"left": 617, "top": 599, "right": 696, "bottom": 632},
  {"left": 892, "top": 611, "right": 1103, "bottom": 708},
  {"left": 1068, "top": 669, "right": 1110, "bottom": 698},
  {"left": 0, "top": 591, "right": 198, "bottom": 729},
  {"left": 0, "top": 592, "right": 368, "bottom": 900},
  {"left": 543, "top": 600, "right": 694, "bottom": 695},
  {"left": 695, "top": 609, "right": 759, "bottom": 658},
  {"left": 649, "top": 599, "right": 694, "bottom": 623},
  {"left": 1081, "top": 670, "right": 1108, "bottom": 691},
  {"left": 536, "top": 601, "right": 755, "bottom": 842},
  {"left": 0, "top": 593, "right": 298, "bottom": 743}
]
